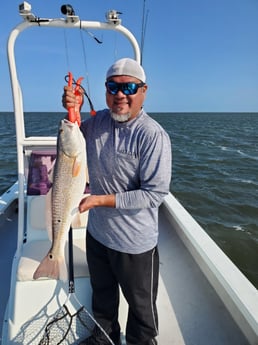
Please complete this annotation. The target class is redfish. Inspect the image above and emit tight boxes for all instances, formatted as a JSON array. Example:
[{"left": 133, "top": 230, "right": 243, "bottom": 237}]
[{"left": 33, "top": 119, "right": 86, "bottom": 280}]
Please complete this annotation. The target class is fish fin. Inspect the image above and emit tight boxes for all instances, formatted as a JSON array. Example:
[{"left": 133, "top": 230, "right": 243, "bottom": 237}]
[
  {"left": 71, "top": 209, "right": 83, "bottom": 228},
  {"left": 72, "top": 158, "right": 82, "bottom": 177},
  {"left": 45, "top": 188, "right": 53, "bottom": 241},
  {"left": 33, "top": 254, "right": 67, "bottom": 281}
]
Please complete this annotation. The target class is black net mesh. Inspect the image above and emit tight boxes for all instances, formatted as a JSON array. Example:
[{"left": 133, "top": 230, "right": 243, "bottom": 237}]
[{"left": 38, "top": 304, "right": 114, "bottom": 345}]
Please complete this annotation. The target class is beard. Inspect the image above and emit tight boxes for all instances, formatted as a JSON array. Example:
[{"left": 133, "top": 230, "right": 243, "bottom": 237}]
[{"left": 110, "top": 111, "right": 131, "bottom": 123}]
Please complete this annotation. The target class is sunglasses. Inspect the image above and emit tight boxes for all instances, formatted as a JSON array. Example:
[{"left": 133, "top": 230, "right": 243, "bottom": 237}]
[{"left": 105, "top": 81, "right": 145, "bottom": 95}]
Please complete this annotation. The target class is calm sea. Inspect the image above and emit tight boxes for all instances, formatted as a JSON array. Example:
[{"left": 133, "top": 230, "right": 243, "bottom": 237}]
[{"left": 0, "top": 112, "right": 257, "bottom": 288}]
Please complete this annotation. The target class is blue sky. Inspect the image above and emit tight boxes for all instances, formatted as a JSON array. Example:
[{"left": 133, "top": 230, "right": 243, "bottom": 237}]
[{"left": 1, "top": 0, "right": 258, "bottom": 112}]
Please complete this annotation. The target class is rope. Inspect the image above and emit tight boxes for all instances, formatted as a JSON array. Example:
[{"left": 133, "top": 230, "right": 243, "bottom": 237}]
[
  {"left": 63, "top": 29, "right": 70, "bottom": 71},
  {"left": 80, "top": 30, "right": 91, "bottom": 98}
]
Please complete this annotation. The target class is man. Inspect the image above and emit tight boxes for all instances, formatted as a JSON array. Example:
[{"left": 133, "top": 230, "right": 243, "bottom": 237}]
[{"left": 63, "top": 58, "right": 172, "bottom": 345}]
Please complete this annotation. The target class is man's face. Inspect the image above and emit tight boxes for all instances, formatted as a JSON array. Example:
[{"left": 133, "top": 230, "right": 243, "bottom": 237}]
[{"left": 106, "top": 75, "right": 147, "bottom": 122}]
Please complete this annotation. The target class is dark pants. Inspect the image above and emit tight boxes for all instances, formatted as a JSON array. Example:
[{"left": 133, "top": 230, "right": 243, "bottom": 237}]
[{"left": 86, "top": 231, "right": 159, "bottom": 345}]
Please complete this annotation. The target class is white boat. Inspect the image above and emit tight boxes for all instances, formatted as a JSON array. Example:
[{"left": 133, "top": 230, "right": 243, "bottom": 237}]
[{"left": 1, "top": 3, "right": 258, "bottom": 344}]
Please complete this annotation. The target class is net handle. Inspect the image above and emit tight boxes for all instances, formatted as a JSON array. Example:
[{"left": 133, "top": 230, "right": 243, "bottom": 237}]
[{"left": 68, "top": 227, "right": 75, "bottom": 293}]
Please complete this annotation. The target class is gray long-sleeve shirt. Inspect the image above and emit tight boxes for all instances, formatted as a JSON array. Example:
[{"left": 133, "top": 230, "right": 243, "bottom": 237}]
[{"left": 80, "top": 108, "right": 172, "bottom": 254}]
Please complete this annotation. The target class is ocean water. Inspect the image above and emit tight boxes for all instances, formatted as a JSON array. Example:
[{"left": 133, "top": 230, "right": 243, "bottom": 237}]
[{"left": 0, "top": 112, "right": 257, "bottom": 288}]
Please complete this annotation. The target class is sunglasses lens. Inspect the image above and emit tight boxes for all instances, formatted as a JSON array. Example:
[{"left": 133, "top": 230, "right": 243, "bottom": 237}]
[
  {"left": 125, "top": 83, "right": 138, "bottom": 95},
  {"left": 106, "top": 82, "right": 143, "bottom": 95},
  {"left": 106, "top": 82, "right": 118, "bottom": 95}
]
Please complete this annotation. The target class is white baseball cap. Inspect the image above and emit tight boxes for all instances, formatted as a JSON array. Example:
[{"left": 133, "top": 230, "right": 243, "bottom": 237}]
[{"left": 106, "top": 58, "right": 146, "bottom": 83}]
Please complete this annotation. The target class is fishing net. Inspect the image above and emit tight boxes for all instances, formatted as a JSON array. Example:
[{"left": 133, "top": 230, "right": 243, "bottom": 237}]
[{"left": 38, "top": 304, "right": 94, "bottom": 345}]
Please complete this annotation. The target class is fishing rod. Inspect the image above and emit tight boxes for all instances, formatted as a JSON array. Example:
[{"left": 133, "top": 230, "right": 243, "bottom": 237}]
[{"left": 140, "top": 0, "right": 149, "bottom": 65}]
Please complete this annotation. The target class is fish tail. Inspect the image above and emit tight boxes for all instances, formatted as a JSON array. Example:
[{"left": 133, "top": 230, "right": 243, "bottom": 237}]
[{"left": 33, "top": 253, "right": 67, "bottom": 281}]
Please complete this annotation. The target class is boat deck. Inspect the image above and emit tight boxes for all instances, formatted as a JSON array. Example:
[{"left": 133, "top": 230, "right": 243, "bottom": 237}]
[{"left": 0, "top": 199, "right": 249, "bottom": 345}]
